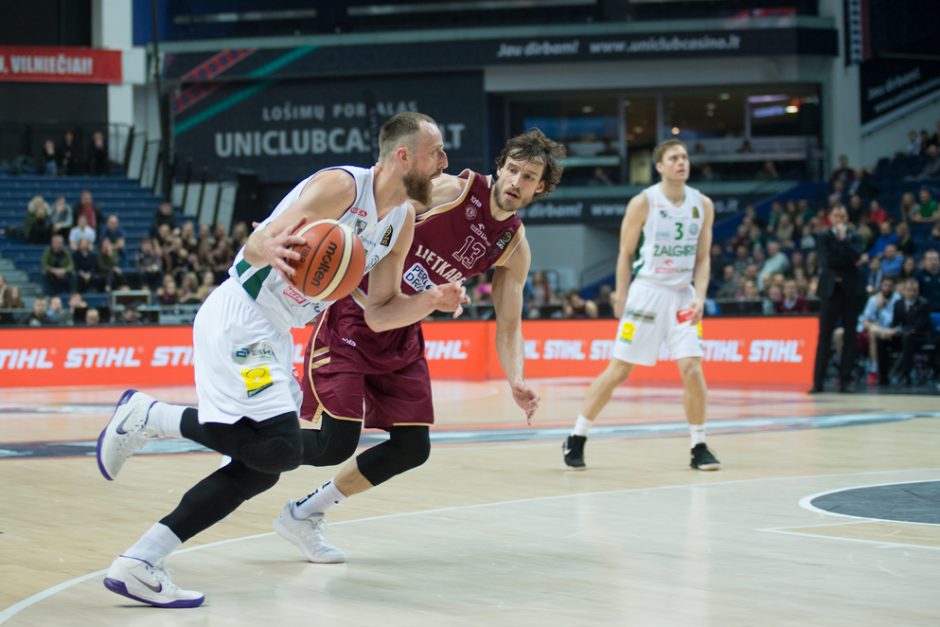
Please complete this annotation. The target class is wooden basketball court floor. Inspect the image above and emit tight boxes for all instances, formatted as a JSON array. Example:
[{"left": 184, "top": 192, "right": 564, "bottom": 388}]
[{"left": 1, "top": 379, "right": 939, "bottom": 626}]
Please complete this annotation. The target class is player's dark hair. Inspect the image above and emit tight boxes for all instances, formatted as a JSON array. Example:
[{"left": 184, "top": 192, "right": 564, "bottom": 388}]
[
  {"left": 653, "top": 139, "right": 687, "bottom": 164},
  {"left": 495, "top": 128, "right": 566, "bottom": 198},
  {"left": 378, "top": 112, "right": 438, "bottom": 161}
]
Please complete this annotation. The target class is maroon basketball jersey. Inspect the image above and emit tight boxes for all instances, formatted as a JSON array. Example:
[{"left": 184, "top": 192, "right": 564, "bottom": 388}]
[{"left": 399, "top": 169, "right": 524, "bottom": 295}]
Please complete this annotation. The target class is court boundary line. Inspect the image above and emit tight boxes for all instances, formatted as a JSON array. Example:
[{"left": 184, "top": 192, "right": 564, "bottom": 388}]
[{"left": 3, "top": 466, "right": 939, "bottom": 623}]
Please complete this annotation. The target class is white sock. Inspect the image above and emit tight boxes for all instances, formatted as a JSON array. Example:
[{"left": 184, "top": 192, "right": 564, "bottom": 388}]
[
  {"left": 572, "top": 414, "right": 593, "bottom": 437},
  {"left": 690, "top": 424, "right": 706, "bottom": 448},
  {"left": 124, "top": 523, "right": 182, "bottom": 565},
  {"left": 148, "top": 402, "right": 185, "bottom": 438},
  {"left": 293, "top": 479, "right": 347, "bottom": 518}
]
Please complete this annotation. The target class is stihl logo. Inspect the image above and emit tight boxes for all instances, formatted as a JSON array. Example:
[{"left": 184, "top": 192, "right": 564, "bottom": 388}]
[
  {"left": 425, "top": 340, "right": 468, "bottom": 360},
  {"left": 748, "top": 340, "right": 802, "bottom": 363},
  {"left": 64, "top": 347, "right": 141, "bottom": 368},
  {"left": 151, "top": 346, "right": 194, "bottom": 367},
  {"left": 0, "top": 349, "right": 54, "bottom": 369}
]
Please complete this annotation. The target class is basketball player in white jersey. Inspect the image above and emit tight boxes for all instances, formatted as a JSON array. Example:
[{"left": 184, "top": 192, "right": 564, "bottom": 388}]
[
  {"left": 93, "top": 112, "right": 467, "bottom": 608},
  {"left": 563, "top": 139, "right": 720, "bottom": 471}
]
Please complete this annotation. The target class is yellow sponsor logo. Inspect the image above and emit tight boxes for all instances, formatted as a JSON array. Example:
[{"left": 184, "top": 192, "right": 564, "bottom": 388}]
[
  {"left": 696, "top": 322, "right": 704, "bottom": 338},
  {"left": 619, "top": 321, "right": 635, "bottom": 343},
  {"left": 241, "top": 366, "right": 273, "bottom": 397}
]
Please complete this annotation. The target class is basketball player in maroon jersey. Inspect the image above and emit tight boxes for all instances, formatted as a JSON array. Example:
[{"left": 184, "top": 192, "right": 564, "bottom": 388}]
[{"left": 272, "top": 129, "right": 566, "bottom": 563}]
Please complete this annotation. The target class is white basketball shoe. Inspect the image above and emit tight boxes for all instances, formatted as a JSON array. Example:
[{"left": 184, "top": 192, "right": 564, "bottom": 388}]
[
  {"left": 103, "top": 555, "right": 204, "bottom": 608},
  {"left": 273, "top": 502, "right": 347, "bottom": 564},
  {"left": 96, "top": 389, "right": 159, "bottom": 480}
]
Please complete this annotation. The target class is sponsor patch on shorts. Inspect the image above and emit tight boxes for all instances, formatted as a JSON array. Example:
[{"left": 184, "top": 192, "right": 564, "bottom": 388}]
[
  {"left": 241, "top": 366, "right": 273, "bottom": 397},
  {"left": 619, "top": 321, "right": 635, "bottom": 343}
]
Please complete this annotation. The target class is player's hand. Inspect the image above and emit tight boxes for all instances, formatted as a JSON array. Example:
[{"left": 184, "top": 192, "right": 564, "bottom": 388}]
[
  {"left": 262, "top": 217, "right": 307, "bottom": 281},
  {"left": 430, "top": 281, "right": 470, "bottom": 317},
  {"left": 511, "top": 381, "right": 540, "bottom": 425},
  {"left": 612, "top": 292, "right": 626, "bottom": 319},
  {"left": 688, "top": 298, "right": 705, "bottom": 325}
]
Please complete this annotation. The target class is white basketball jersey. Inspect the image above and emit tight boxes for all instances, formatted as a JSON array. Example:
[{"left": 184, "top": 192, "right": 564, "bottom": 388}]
[
  {"left": 632, "top": 183, "right": 704, "bottom": 289},
  {"left": 229, "top": 166, "right": 409, "bottom": 330}
]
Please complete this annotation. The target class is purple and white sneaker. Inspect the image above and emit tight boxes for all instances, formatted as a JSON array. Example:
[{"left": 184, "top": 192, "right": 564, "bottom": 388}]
[
  {"left": 104, "top": 555, "right": 204, "bottom": 608},
  {"left": 96, "top": 389, "right": 158, "bottom": 480}
]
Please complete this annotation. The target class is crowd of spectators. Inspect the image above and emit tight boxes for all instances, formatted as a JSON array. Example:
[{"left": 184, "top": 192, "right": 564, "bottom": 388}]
[{"left": 36, "top": 129, "right": 110, "bottom": 177}]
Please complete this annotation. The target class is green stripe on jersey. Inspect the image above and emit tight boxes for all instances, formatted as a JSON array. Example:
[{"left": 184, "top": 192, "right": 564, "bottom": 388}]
[
  {"left": 235, "top": 259, "right": 251, "bottom": 277},
  {"left": 242, "top": 266, "right": 272, "bottom": 300}
]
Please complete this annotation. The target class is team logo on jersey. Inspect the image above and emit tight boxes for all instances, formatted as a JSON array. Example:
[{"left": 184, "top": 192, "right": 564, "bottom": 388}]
[
  {"left": 232, "top": 342, "right": 276, "bottom": 364},
  {"left": 465, "top": 205, "right": 478, "bottom": 220},
  {"left": 692, "top": 206, "right": 700, "bottom": 219},
  {"left": 355, "top": 219, "right": 368, "bottom": 235},
  {"left": 241, "top": 366, "right": 273, "bottom": 397},
  {"left": 380, "top": 225, "right": 394, "bottom": 246},
  {"left": 689, "top": 222, "right": 700, "bottom": 236},
  {"left": 495, "top": 230, "right": 513, "bottom": 250},
  {"left": 659, "top": 210, "right": 669, "bottom": 219},
  {"left": 349, "top": 206, "right": 368, "bottom": 217}
]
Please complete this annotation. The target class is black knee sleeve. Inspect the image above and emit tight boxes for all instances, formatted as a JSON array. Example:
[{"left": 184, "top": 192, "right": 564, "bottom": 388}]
[
  {"left": 356, "top": 426, "right": 430, "bottom": 486},
  {"left": 182, "top": 411, "right": 303, "bottom": 474},
  {"left": 161, "top": 461, "right": 280, "bottom": 542},
  {"left": 301, "top": 413, "right": 362, "bottom": 467}
]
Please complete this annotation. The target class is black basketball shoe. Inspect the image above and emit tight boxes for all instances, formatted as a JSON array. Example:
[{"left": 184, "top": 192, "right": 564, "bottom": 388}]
[
  {"left": 563, "top": 435, "right": 587, "bottom": 469},
  {"left": 690, "top": 443, "right": 720, "bottom": 471}
]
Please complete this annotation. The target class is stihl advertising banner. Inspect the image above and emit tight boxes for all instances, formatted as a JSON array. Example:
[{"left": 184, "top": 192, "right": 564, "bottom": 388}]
[
  {"left": 0, "top": 317, "right": 816, "bottom": 388},
  {"left": 0, "top": 46, "right": 122, "bottom": 84}
]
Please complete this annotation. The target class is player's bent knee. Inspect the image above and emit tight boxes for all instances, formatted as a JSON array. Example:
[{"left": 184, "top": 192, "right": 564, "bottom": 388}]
[
  {"left": 608, "top": 359, "right": 635, "bottom": 384},
  {"left": 677, "top": 357, "right": 703, "bottom": 381},
  {"left": 238, "top": 434, "right": 303, "bottom": 473}
]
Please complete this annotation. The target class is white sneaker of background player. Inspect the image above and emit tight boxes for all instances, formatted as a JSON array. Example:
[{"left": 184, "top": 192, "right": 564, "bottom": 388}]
[
  {"left": 96, "top": 389, "right": 159, "bottom": 480},
  {"left": 103, "top": 555, "right": 204, "bottom": 608},
  {"left": 273, "top": 502, "right": 347, "bottom": 564}
]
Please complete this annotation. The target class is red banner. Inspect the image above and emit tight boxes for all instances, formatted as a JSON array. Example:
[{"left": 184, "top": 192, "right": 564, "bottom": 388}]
[
  {"left": 0, "top": 317, "right": 817, "bottom": 388},
  {"left": 0, "top": 46, "right": 122, "bottom": 84}
]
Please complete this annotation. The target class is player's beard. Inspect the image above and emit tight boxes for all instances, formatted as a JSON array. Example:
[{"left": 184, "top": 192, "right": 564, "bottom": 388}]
[{"left": 404, "top": 169, "right": 432, "bottom": 205}]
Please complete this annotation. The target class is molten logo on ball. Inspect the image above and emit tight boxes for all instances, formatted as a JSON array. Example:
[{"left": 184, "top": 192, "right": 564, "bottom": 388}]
[{"left": 311, "top": 241, "right": 338, "bottom": 288}]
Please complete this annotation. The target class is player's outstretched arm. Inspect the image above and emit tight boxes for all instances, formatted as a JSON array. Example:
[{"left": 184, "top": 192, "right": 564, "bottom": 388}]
[
  {"left": 363, "top": 206, "right": 469, "bottom": 332},
  {"left": 689, "top": 195, "right": 715, "bottom": 324},
  {"left": 492, "top": 236, "right": 539, "bottom": 423},
  {"left": 243, "top": 170, "right": 355, "bottom": 281},
  {"left": 614, "top": 194, "right": 649, "bottom": 319}
]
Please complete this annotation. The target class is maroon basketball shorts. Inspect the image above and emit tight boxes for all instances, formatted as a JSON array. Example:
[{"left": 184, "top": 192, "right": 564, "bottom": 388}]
[{"left": 299, "top": 296, "right": 434, "bottom": 429}]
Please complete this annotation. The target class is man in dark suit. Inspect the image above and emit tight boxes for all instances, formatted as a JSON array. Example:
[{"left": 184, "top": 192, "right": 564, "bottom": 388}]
[
  {"left": 888, "top": 278, "right": 933, "bottom": 384},
  {"left": 811, "top": 205, "right": 868, "bottom": 393}
]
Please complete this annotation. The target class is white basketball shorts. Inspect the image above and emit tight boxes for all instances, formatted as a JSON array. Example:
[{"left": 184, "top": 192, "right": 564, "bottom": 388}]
[
  {"left": 193, "top": 279, "right": 302, "bottom": 424},
  {"left": 611, "top": 279, "right": 704, "bottom": 367}
]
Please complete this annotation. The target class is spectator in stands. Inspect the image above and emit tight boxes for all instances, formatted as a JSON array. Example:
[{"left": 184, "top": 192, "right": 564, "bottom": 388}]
[
  {"left": 914, "top": 144, "right": 940, "bottom": 180},
  {"left": 231, "top": 222, "right": 249, "bottom": 250},
  {"left": 847, "top": 194, "right": 864, "bottom": 224},
  {"left": 85, "top": 307, "right": 101, "bottom": 326},
  {"left": 100, "top": 215, "right": 127, "bottom": 262},
  {"left": 50, "top": 195, "right": 73, "bottom": 237},
  {"left": 151, "top": 201, "right": 177, "bottom": 238},
  {"left": 700, "top": 164, "right": 719, "bottom": 182},
  {"left": 758, "top": 240, "right": 789, "bottom": 289},
  {"left": 39, "top": 139, "right": 58, "bottom": 176},
  {"left": 156, "top": 274, "right": 180, "bottom": 306},
  {"left": 562, "top": 290, "right": 597, "bottom": 319},
  {"left": 867, "top": 199, "right": 888, "bottom": 227},
  {"left": 900, "top": 256, "right": 918, "bottom": 281},
  {"left": 86, "top": 130, "right": 109, "bottom": 175},
  {"left": 799, "top": 224, "right": 816, "bottom": 251},
  {"left": 895, "top": 222, "right": 916, "bottom": 257},
  {"left": 857, "top": 222, "right": 875, "bottom": 252},
  {"left": 715, "top": 265, "right": 738, "bottom": 300},
  {"left": 804, "top": 250, "right": 819, "bottom": 278},
  {"left": 58, "top": 130, "right": 80, "bottom": 176},
  {"left": 907, "top": 130, "right": 922, "bottom": 155},
  {"left": 68, "top": 292, "right": 88, "bottom": 324},
  {"left": 888, "top": 278, "right": 933, "bottom": 385},
  {"left": 829, "top": 181, "right": 848, "bottom": 209},
  {"left": 756, "top": 160, "right": 779, "bottom": 181},
  {"left": 68, "top": 213, "right": 96, "bottom": 251},
  {"left": 810, "top": 204, "right": 867, "bottom": 393},
  {"left": 762, "top": 284, "right": 783, "bottom": 314},
  {"left": 119, "top": 305, "right": 141, "bottom": 325},
  {"left": 774, "top": 213, "right": 796, "bottom": 248},
  {"left": 41, "top": 234, "right": 75, "bottom": 295},
  {"left": 881, "top": 244, "right": 904, "bottom": 279},
  {"left": 865, "top": 257, "right": 883, "bottom": 294},
  {"left": 46, "top": 295, "right": 67, "bottom": 325},
  {"left": 870, "top": 221, "right": 899, "bottom": 257},
  {"left": 179, "top": 272, "right": 202, "bottom": 305},
  {"left": 23, "top": 196, "right": 53, "bottom": 244},
  {"left": 848, "top": 168, "right": 878, "bottom": 200},
  {"left": 73, "top": 237, "right": 99, "bottom": 293},
  {"left": 860, "top": 277, "right": 901, "bottom": 386},
  {"left": 135, "top": 238, "right": 164, "bottom": 291},
  {"left": 777, "top": 279, "right": 809, "bottom": 314},
  {"left": 211, "top": 238, "right": 234, "bottom": 283},
  {"left": 915, "top": 249, "right": 940, "bottom": 311},
  {"left": 162, "top": 233, "right": 190, "bottom": 281},
  {"left": 195, "top": 270, "right": 216, "bottom": 303},
  {"left": 22, "top": 297, "right": 55, "bottom": 327},
  {"left": 0, "top": 285, "right": 24, "bottom": 324},
  {"left": 830, "top": 154, "right": 854, "bottom": 186},
  {"left": 179, "top": 221, "right": 199, "bottom": 255},
  {"left": 97, "top": 238, "right": 124, "bottom": 292},
  {"left": 594, "top": 285, "right": 615, "bottom": 318},
  {"left": 911, "top": 188, "right": 939, "bottom": 224},
  {"left": 197, "top": 222, "right": 212, "bottom": 244},
  {"left": 76, "top": 190, "right": 100, "bottom": 231}
]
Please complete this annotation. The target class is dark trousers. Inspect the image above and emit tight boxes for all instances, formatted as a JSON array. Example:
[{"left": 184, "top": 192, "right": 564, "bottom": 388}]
[
  {"left": 890, "top": 332, "right": 931, "bottom": 381},
  {"left": 813, "top": 284, "right": 864, "bottom": 389}
]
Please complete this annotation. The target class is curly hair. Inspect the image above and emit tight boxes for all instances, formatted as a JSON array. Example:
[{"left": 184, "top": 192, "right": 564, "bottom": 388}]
[{"left": 495, "top": 128, "right": 566, "bottom": 198}]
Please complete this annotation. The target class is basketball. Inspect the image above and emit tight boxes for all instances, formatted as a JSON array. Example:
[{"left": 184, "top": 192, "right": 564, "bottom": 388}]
[{"left": 288, "top": 219, "right": 366, "bottom": 301}]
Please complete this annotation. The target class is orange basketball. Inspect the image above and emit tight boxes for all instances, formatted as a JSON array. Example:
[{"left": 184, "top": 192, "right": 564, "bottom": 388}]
[{"left": 288, "top": 219, "right": 366, "bottom": 301}]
